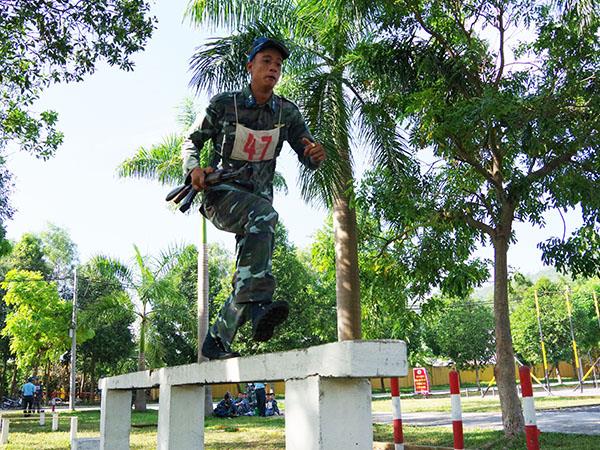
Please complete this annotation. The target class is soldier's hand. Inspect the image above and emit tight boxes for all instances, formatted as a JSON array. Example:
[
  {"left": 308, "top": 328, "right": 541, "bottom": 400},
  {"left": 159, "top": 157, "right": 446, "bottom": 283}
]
[
  {"left": 302, "top": 138, "right": 326, "bottom": 164},
  {"left": 190, "top": 167, "right": 215, "bottom": 190}
]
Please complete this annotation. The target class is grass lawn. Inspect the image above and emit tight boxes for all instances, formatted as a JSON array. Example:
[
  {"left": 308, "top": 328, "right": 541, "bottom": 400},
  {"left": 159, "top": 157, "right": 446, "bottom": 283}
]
[
  {"left": 371, "top": 394, "right": 600, "bottom": 413},
  {"left": 1, "top": 400, "right": 599, "bottom": 449}
]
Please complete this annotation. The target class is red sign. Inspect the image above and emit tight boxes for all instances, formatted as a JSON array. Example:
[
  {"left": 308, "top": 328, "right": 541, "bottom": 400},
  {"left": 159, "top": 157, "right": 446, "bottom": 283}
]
[{"left": 413, "top": 367, "right": 431, "bottom": 395}]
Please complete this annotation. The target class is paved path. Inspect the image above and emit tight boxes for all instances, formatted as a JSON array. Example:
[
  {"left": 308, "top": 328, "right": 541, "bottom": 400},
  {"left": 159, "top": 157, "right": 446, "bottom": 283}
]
[{"left": 373, "top": 405, "right": 600, "bottom": 435}]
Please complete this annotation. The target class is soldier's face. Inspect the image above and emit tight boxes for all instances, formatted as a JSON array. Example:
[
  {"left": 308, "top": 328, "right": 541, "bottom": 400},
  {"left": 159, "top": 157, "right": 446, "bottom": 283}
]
[{"left": 247, "top": 48, "right": 283, "bottom": 89}]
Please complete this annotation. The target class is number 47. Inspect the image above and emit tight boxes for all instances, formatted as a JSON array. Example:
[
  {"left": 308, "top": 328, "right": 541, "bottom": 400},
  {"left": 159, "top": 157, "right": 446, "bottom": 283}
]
[{"left": 244, "top": 133, "right": 272, "bottom": 160}]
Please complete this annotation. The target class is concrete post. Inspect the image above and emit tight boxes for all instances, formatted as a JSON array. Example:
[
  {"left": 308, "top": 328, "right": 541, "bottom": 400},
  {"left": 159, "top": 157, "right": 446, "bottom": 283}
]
[
  {"left": 0, "top": 418, "right": 9, "bottom": 444},
  {"left": 100, "top": 389, "right": 132, "bottom": 450},
  {"left": 52, "top": 413, "right": 59, "bottom": 431},
  {"left": 157, "top": 384, "right": 205, "bottom": 450},
  {"left": 71, "top": 416, "right": 78, "bottom": 449},
  {"left": 285, "top": 376, "right": 373, "bottom": 450},
  {"left": 40, "top": 411, "right": 46, "bottom": 426}
]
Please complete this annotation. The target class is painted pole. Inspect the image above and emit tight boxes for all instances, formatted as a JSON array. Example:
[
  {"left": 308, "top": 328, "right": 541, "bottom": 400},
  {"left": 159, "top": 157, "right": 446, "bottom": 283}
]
[
  {"left": 534, "top": 289, "right": 551, "bottom": 392},
  {"left": 390, "top": 377, "right": 404, "bottom": 450},
  {"left": 0, "top": 418, "right": 9, "bottom": 444},
  {"left": 593, "top": 291, "right": 600, "bottom": 331},
  {"left": 449, "top": 370, "right": 464, "bottom": 450},
  {"left": 519, "top": 366, "right": 540, "bottom": 450},
  {"left": 70, "top": 416, "right": 78, "bottom": 449},
  {"left": 564, "top": 288, "right": 584, "bottom": 392}
]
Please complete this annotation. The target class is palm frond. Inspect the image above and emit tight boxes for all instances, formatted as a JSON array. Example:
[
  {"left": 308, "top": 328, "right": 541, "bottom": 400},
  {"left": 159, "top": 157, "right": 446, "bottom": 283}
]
[
  {"left": 118, "top": 134, "right": 185, "bottom": 186},
  {"left": 188, "top": 23, "right": 290, "bottom": 96},
  {"left": 185, "top": 0, "right": 297, "bottom": 31},
  {"left": 287, "top": 71, "right": 353, "bottom": 207},
  {"left": 354, "top": 98, "right": 411, "bottom": 176},
  {"left": 177, "top": 98, "right": 199, "bottom": 129},
  {"left": 87, "top": 255, "right": 133, "bottom": 286}
]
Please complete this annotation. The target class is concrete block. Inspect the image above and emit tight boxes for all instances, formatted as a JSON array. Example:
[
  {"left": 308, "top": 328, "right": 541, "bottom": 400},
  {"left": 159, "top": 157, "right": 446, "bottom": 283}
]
[
  {"left": 100, "top": 389, "right": 132, "bottom": 450},
  {"left": 101, "top": 340, "right": 407, "bottom": 389},
  {"left": 285, "top": 376, "right": 373, "bottom": 450},
  {"left": 0, "top": 418, "right": 9, "bottom": 444},
  {"left": 157, "top": 384, "right": 205, "bottom": 450}
]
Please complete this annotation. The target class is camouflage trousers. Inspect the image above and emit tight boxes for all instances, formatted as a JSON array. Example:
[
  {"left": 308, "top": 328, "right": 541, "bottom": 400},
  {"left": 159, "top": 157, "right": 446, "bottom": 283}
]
[{"left": 202, "top": 188, "right": 278, "bottom": 349}]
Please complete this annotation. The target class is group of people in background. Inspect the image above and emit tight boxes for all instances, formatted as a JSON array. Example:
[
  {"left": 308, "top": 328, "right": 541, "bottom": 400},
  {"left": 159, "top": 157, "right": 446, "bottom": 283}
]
[
  {"left": 213, "top": 382, "right": 281, "bottom": 418},
  {"left": 20, "top": 376, "right": 44, "bottom": 416}
]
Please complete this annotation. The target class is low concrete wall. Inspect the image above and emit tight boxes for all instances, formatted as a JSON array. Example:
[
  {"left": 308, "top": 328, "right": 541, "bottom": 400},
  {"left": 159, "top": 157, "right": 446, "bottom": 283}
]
[{"left": 99, "top": 340, "right": 408, "bottom": 450}]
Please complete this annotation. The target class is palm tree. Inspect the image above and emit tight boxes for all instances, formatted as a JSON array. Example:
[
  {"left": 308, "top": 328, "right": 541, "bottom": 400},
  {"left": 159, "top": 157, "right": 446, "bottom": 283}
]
[
  {"left": 185, "top": 0, "right": 407, "bottom": 340},
  {"left": 95, "top": 246, "right": 184, "bottom": 411}
]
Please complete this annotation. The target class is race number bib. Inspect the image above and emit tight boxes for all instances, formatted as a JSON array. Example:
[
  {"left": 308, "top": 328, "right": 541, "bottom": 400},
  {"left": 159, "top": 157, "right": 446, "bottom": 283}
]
[{"left": 231, "top": 123, "right": 281, "bottom": 162}]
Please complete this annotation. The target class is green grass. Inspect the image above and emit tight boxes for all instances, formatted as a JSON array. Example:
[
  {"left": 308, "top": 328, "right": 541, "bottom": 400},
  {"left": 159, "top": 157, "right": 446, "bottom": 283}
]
[
  {"left": 371, "top": 394, "right": 600, "bottom": 414},
  {"left": 374, "top": 424, "right": 600, "bottom": 449},
  {"left": 1, "top": 400, "right": 599, "bottom": 450}
]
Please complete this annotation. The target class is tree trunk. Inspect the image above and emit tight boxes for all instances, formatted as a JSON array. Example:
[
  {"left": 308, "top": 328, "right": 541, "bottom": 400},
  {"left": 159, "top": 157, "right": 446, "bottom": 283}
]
[
  {"left": 475, "top": 363, "right": 481, "bottom": 392},
  {"left": 9, "top": 364, "right": 18, "bottom": 397},
  {"left": 134, "top": 318, "right": 147, "bottom": 411},
  {"left": 90, "top": 358, "right": 97, "bottom": 401},
  {"left": 0, "top": 358, "right": 6, "bottom": 399},
  {"left": 198, "top": 217, "right": 214, "bottom": 416},
  {"left": 333, "top": 189, "right": 361, "bottom": 341},
  {"left": 555, "top": 365, "right": 562, "bottom": 384},
  {"left": 493, "top": 234, "right": 524, "bottom": 437}
]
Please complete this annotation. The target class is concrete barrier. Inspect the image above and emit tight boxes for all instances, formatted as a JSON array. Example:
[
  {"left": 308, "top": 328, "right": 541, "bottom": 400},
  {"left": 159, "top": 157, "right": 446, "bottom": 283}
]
[{"left": 99, "top": 340, "right": 407, "bottom": 450}]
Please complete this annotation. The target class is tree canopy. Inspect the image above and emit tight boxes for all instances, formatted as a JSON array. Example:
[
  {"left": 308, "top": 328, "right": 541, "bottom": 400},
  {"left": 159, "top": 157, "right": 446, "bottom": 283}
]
[{"left": 0, "top": 0, "right": 155, "bottom": 157}]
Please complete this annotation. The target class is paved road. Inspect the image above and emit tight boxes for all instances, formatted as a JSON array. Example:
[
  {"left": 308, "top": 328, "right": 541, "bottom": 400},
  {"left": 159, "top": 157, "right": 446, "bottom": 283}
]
[{"left": 373, "top": 405, "right": 600, "bottom": 435}]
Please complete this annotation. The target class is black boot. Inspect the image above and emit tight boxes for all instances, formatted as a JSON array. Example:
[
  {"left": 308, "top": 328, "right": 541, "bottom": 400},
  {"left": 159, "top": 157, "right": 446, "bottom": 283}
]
[
  {"left": 201, "top": 334, "right": 240, "bottom": 360},
  {"left": 251, "top": 301, "right": 289, "bottom": 342}
]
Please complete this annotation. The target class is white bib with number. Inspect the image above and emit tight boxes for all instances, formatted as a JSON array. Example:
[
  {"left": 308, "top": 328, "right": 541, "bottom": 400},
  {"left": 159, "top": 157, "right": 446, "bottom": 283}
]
[{"left": 229, "top": 94, "right": 283, "bottom": 162}]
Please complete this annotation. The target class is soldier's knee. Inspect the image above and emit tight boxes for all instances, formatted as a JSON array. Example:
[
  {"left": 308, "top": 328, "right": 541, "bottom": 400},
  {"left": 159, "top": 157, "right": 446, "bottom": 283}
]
[{"left": 247, "top": 204, "right": 278, "bottom": 233}]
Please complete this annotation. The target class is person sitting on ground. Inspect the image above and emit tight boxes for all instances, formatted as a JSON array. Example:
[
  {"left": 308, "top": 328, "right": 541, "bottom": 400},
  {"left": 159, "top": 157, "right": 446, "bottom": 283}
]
[
  {"left": 265, "top": 392, "right": 281, "bottom": 416},
  {"left": 246, "top": 383, "right": 257, "bottom": 410},
  {"left": 213, "top": 392, "right": 237, "bottom": 418},
  {"left": 234, "top": 391, "right": 253, "bottom": 416}
]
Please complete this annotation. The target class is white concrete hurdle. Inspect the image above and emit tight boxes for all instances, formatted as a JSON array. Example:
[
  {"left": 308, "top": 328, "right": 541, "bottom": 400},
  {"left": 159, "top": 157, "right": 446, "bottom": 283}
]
[
  {"left": 99, "top": 339, "right": 407, "bottom": 450},
  {"left": 70, "top": 416, "right": 101, "bottom": 450}
]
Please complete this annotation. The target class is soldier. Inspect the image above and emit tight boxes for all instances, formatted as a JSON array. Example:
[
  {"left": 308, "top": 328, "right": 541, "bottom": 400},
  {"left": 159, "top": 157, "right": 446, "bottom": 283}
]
[{"left": 182, "top": 37, "right": 326, "bottom": 360}]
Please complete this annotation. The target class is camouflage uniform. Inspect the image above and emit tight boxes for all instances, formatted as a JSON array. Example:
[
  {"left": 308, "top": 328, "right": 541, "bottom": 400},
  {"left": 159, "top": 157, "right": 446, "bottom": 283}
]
[{"left": 182, "top": 85, "right": 320, "bottom": 350}]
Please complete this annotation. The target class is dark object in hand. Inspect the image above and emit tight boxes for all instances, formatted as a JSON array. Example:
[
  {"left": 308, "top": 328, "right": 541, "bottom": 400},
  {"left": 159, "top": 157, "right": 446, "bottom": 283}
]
[{"left": 166, "top": 165, "right": 253, "bottom": 213}]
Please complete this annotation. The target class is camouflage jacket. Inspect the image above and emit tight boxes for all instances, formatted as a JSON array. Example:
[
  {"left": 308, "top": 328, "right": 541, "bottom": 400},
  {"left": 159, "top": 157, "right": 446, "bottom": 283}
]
[{"left": 182, "top": 85, "right": 320, "bottom": 201}]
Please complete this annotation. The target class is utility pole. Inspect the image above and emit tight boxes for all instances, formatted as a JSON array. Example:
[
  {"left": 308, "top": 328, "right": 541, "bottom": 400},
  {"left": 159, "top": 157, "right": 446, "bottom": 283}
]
[
  {"left": 534, "top": 289, "right": 551, "bottom": 392},
  {"left": 69, "top": 268, "right": 78, "bottom": 411},
  {"left": 564, "top": 288, "right": 584, "bottom": 393}
]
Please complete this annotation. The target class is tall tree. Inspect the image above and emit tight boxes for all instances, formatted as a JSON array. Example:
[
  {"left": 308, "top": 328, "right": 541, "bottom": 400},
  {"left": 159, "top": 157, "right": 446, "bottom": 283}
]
[
  {"left": 97, "top": 246, "right": 184, "bottom": 411},
  {"left": 424, "top": 297, "right": 495, "bottom": 390},
  {"left": 355, "top": 0, "right": 599, "bottom": 436},
  {"left": 185, "top": 0, "right": 407, "bottom": 341},
  {"left": 118, "top": 99, "right": 219, "bottom": 413},
  {"left": 10, "top": 233, "right": 52, "bottom": 278},
  {"left": 77, "top": 257, "right": 136, "bottom": 394},
  {"left": 0, "top": 270, "right": 82, "bottom": 372}
]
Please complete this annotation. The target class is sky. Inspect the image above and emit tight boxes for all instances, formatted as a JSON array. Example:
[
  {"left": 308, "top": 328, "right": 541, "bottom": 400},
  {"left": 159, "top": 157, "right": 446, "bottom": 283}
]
[{"left": 3, "top": 0, "right": 582, "bottom": 277}]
